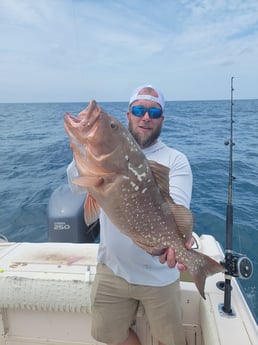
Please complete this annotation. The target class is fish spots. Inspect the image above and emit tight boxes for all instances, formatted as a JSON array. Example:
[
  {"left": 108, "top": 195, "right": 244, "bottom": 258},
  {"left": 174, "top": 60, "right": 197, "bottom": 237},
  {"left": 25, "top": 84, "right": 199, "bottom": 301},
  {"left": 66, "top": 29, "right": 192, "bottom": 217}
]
[
  {"left": 128, "top": 162, "right": 147, "bottom": 182},
  {"left": 130, "top": 181, "right": 139, "bottom": 191},
  {"left": 130, "top": 147, "right": 138, "bottom": 153},
  {"left": 125, "top": 135, "right": 138, "bottom": 152}
]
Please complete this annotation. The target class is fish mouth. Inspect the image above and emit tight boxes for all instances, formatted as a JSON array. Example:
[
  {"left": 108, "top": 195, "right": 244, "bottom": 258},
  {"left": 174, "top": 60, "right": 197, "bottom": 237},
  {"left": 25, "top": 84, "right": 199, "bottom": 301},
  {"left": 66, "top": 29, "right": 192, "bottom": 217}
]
[
  {"left": 64, "top": 112, "right": 80, "bottom": 128},
  {"left": 64, "top": 101, "right": 101, "bottom": 138}
]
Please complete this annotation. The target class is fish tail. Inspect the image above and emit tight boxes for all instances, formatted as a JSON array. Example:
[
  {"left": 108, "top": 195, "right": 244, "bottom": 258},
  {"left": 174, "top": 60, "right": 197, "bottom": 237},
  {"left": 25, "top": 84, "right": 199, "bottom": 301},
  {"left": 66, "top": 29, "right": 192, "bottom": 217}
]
[{"left": 187, "top": 251, "right": 225, "bottom": 299}]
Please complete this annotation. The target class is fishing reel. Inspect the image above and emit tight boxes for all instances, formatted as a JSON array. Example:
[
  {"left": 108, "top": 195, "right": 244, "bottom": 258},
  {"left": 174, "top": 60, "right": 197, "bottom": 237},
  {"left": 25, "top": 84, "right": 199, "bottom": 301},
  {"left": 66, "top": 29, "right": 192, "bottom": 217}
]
[{"left": 222, "top": 250, "right": 253, "bottom": 279}]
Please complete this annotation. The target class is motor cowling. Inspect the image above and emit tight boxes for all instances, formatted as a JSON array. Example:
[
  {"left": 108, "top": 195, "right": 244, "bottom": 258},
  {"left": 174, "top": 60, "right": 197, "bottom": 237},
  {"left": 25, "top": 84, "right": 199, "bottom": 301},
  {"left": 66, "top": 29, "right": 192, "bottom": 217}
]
[{"left": 47, "top": 184, "right": 99, "bottom": 243}]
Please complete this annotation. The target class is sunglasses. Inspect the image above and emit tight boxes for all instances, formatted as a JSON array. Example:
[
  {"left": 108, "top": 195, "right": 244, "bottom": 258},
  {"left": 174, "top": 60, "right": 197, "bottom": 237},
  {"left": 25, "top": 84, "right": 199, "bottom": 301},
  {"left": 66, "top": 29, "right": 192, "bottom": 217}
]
[{"left": 130, "top": 105, "right": 163, "bottom": 119}]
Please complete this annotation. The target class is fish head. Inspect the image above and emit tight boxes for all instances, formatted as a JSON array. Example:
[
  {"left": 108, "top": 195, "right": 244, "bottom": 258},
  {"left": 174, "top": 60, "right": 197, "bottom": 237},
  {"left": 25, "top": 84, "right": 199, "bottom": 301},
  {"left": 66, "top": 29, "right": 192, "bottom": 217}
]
[{"left": 64, "top": 100, "right": 141, "bottom": 176}]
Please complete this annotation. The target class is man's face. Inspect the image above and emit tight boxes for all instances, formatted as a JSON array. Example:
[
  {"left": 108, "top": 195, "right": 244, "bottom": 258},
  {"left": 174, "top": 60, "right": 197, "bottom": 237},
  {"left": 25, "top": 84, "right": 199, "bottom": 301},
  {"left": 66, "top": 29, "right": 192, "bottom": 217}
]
[{"left": 127, "top": 98, "right": 164, "bottom": 149}]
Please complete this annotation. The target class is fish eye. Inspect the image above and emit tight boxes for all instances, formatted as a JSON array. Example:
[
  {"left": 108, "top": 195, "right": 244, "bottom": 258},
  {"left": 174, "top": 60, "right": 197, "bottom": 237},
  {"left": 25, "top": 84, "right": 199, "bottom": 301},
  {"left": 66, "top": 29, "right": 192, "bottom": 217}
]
[{"left": 110, "top": 122, "right": 117, "bottom": 129}]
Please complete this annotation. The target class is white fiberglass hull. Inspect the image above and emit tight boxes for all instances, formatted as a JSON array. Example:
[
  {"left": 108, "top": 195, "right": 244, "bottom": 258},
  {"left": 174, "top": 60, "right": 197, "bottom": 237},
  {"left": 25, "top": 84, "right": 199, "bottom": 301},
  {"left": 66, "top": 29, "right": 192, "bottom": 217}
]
[{"left": 0, "top": 235, "right": 257, "bottom": 345}]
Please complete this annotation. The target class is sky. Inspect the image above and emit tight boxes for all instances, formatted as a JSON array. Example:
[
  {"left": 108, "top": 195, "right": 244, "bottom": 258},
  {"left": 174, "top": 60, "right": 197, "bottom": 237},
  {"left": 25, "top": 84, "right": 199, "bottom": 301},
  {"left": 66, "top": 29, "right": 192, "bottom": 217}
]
[{"left": 0, "top": 0, "right": 258, "bottom": 102}]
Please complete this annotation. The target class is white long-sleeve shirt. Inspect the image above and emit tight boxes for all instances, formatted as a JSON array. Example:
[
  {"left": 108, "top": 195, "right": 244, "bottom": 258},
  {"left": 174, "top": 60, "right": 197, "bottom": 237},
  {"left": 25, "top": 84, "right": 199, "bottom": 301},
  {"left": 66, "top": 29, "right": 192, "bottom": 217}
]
[{"left": 67, "top": 140, "right": 192, "bottom": 286}]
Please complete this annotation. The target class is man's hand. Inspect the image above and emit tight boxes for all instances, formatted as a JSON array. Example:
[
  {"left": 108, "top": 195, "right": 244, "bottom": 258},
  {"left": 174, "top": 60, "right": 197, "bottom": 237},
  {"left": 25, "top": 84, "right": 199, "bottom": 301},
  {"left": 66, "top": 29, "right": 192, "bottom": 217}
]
[{"left": 159, "top": 237, "right": 195, "bottom": 270}]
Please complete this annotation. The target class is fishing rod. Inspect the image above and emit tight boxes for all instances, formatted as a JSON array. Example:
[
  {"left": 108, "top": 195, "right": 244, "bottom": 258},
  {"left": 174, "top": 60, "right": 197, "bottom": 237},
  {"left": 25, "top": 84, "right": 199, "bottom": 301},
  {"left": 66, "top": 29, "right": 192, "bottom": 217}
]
[{"left": 218, "top": 77, "right": 253, "bottom": 316}]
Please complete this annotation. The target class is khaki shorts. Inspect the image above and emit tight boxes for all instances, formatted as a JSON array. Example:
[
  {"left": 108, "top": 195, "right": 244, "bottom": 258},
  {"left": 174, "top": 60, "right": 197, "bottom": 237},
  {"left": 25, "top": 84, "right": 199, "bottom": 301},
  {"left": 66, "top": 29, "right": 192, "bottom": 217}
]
[{"left": 90, "top": 264, "right": 186, "bottom": 345}]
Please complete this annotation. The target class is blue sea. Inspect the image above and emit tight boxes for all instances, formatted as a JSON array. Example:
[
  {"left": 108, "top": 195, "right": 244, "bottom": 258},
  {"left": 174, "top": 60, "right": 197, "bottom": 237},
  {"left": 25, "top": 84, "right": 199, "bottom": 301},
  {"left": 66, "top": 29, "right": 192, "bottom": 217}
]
[{"left": 1, "top": 100, "right": 257, "bottom": 321}]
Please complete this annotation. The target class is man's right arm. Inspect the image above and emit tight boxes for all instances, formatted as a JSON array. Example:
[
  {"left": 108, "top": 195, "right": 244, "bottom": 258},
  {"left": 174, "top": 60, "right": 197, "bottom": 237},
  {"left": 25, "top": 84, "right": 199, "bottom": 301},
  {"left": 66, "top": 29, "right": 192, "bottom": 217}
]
[{"left": 67, "top": 159, "right": 86, "bottom": 194}]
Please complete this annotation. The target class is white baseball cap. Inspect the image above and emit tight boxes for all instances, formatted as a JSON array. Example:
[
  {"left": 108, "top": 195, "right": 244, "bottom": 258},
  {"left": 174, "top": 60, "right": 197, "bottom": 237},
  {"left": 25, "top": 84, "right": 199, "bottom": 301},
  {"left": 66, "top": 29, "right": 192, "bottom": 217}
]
[{"left": 129, "top": 84, "right": 165, "bottom": 111}]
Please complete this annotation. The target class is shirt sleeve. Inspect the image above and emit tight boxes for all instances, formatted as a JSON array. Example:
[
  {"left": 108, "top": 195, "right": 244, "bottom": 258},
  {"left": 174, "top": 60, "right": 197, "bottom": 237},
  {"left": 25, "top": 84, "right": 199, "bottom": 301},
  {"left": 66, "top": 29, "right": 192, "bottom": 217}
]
[
  {"left": 67, "top": 159, "right": 87, "bottom": 194},
  {"left": 169, "top": 152, "right": 192, "bottom": 209}
]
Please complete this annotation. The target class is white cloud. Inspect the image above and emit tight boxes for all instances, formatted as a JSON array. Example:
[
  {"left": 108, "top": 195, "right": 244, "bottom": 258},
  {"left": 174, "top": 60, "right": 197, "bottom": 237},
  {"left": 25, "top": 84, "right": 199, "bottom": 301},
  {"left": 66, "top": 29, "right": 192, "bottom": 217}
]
[{"left": 0, "top": 0, "right": 258, "bottom": 101}]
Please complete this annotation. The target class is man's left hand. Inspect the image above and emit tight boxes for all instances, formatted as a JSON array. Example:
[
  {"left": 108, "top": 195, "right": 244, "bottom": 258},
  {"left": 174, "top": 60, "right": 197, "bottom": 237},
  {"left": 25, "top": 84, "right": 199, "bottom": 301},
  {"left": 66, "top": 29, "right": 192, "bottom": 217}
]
[{"left": 159, "top": 237, "right": 195, "bottom": 270}]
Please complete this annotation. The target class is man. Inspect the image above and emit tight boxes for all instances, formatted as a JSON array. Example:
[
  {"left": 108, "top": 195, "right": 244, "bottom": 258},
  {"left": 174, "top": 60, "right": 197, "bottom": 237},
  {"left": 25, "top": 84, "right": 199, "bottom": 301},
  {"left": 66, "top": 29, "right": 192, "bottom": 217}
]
[{"left": 67, "top": 85, "right": 192, "bottom": 345}]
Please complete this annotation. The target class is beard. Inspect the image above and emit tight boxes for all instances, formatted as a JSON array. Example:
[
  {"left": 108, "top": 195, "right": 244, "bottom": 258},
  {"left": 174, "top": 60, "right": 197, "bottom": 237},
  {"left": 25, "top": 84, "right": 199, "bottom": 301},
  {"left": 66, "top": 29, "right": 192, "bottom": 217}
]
[{"left": 128, "top": 121, "right": 162, "bottom": 148}]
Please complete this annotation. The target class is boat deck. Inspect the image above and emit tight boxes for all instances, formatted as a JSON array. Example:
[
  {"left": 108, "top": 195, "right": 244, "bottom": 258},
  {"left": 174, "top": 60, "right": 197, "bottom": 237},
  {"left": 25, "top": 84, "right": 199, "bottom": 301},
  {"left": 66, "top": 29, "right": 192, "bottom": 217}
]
[{"left": 0, "top": 236, "right": 257, "bottom": 345}]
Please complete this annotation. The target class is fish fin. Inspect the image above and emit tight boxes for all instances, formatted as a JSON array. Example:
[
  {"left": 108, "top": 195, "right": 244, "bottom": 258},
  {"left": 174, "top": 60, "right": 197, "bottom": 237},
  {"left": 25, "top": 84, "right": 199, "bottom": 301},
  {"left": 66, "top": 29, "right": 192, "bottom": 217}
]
[
  {"left": 74, "top": 176, "right": 104, "bottom": 188},
  {"left": 84, "top": 195, "right": 100, "bottom": 225},
  {"left": 169, "top": 203, "right": 194, "bottom": 244},
  {"left": 148, "top": 160, "right": 170, "bottom": 198},
  {"left": 149, "top": 160, "right": 194, "bottom": 243},
  {"left": 187, "top": 251, "right": 225, "bottom": 299},
  {"left": 134, "top": 237, "right": 165, "bottom": 256}
]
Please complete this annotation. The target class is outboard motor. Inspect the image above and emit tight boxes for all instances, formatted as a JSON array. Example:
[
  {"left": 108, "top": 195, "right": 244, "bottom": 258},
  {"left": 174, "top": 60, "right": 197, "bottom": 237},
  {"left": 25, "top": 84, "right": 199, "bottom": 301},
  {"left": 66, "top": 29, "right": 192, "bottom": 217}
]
[{"left": 48, "top": 184, "right": 99, "bottom": 243}]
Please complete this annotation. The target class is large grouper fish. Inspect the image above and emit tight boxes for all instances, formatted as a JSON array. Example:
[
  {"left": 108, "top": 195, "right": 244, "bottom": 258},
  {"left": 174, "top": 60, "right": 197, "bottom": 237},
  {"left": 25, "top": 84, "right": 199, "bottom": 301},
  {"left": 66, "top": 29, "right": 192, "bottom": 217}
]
[{"left": 64, "top": 100, "right": 225, "bottom": 299}]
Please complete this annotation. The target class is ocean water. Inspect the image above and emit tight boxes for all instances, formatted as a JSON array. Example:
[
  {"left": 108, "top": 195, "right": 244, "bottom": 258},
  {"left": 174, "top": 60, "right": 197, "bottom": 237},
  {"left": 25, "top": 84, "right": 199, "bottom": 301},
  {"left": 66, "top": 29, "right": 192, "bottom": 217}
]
[{"left": 0, "top": 100, "right": 257, "bottom": 320}]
